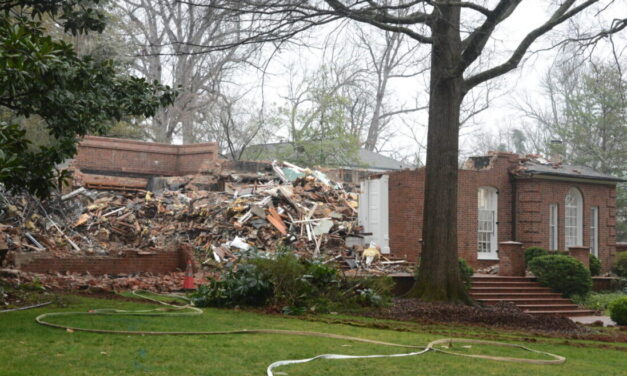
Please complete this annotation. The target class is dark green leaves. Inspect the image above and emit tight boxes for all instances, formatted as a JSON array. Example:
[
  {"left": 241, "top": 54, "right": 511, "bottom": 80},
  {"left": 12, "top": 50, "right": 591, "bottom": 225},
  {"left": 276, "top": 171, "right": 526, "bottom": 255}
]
[{"left": 0, "top": 0, "right": 176, "bottom": 197}]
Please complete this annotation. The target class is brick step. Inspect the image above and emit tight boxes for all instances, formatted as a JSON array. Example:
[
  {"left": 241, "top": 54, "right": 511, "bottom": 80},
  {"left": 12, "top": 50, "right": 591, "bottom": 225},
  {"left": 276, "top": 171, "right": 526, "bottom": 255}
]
[
  {"left": 472, "top": 281, "right": 540, "bottom": 288},
  {"left": 471, "top": 292, "right": 563, "bottom": 300},
  {"left": 470, "top": 287, "right": 552, "bottom": 294},
  {"left": 479, "top": 298, "right": 572, "bottom": 305},
  {"left": 524, "top": 310, "right": 597, "bottom": 317},
  {"left": 517, "top": 304, "right": 580, "bottom": 311},
  {"left": 472, "top": 276, "right": 536, "bottom": 283}
]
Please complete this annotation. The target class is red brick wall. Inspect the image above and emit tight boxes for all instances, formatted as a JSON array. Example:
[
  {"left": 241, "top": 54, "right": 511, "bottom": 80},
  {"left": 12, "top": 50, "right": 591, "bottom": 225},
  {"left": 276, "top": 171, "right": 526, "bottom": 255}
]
[
  {"left": 76, "top": 136, "right": 218, "bottom": 176},
  {"left": 16, "top": 250, "right": 188, "bottom": 275},
  {"left": 388, "top": 168, "right": 425, "bottom": 261},
  {"left": 515, "top": 179, "right": 617, "bottom": 272},
  {"left": 387, "top": 153, "right": 617, "bottom": 271}
]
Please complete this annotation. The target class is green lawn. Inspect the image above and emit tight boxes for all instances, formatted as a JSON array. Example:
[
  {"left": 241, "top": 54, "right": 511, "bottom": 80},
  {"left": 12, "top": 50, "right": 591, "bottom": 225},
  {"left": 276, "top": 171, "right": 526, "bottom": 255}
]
[{"left": 0, "top": 295, "right": 625, "bottom": 376}]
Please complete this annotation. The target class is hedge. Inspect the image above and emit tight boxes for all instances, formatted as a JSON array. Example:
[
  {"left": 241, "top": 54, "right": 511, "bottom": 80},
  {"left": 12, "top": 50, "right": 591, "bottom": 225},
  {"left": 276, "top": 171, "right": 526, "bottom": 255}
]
[{"left": 528, "top": 255, "right": 592, "bottom": 297}]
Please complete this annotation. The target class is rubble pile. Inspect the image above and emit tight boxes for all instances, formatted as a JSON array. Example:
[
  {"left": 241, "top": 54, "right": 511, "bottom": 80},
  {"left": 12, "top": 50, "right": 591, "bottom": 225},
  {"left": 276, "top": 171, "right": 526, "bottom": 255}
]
[{"left": 0, "top": 162, "right": 413, "bottom": 278}]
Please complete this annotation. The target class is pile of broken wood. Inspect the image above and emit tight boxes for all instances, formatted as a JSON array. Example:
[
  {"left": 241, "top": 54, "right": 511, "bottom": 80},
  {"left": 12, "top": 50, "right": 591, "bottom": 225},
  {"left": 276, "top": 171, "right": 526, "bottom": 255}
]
[{"left": 0, "top": 161, "right": 412, "bottom": 277}]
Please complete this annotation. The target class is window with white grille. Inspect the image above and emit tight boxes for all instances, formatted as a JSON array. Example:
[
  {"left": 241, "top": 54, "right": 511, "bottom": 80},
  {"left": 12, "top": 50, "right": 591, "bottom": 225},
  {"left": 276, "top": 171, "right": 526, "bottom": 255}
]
[
  {"left": 565, "top": 188, "right": 583, "bottom": 247},
  {"left": 478, "top": 187, "right": 498, "bottom": 259},
  {"left": 549, "top": 204, "right": 558, "bottom": 250}
]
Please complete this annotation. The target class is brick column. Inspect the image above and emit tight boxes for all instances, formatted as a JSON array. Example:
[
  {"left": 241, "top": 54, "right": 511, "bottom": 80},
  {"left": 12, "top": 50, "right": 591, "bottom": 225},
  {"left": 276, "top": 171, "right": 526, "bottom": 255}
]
[
  {"left": 568, "top": 246, "right": 590, "bottom": 269},
  {"left": 499, "top": 241, "right": 525, "bottom": 276}
]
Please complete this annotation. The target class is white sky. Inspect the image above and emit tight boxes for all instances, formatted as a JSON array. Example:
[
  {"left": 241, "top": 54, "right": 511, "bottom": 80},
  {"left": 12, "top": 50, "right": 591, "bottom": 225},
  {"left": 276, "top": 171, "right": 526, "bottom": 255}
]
[{"left": 231, "top": 1, "right": 626, "bottom": 164}]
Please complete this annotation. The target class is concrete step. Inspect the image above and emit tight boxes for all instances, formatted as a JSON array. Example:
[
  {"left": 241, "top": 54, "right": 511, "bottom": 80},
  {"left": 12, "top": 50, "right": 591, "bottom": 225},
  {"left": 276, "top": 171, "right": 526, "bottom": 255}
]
[
  {"left": 472, "top": 276, "right": 536, "bottom": 283},
  {"left": 471, "top": 292, "right": 563, "bottom": 299},
  {"left": 470, "top": 287, "right": 552, "bottom": 294},
  {"left": 524, "top": 309, "right": 597, "bottom": 317},
  {"left": 472, "top": 281, "right": 540, "bottom": 288},
  {"left": 478, "top": 298, "right": 573, "bottom": 305},
  {"left": 518, "top": 304, "right": 580, "bottom": 312},
  {"left": 471, "top": 274, "right": 595, "bottom": 317}
]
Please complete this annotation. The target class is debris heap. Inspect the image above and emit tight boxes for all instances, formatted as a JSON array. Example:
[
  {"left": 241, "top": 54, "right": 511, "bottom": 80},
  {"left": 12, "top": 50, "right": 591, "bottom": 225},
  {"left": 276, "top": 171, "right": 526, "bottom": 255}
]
[{"left": 1, "top": 161, "right": 413, "bottom": 276}]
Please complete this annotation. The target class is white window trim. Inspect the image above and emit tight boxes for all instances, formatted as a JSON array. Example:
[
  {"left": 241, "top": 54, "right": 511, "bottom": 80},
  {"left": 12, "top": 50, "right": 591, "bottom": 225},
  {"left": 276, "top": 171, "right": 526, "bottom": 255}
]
[
  {"left": 565, "top": 188, "right": 583, "bottom": 247},
  {"left": 549, "top": 204, "right": 558, "bottom": 250},
  {"left": 590, "top": 206, "right": 599, "bottom": 257},
  {"left": 477, "top": 186, "right": 499, "bottom": 260}
]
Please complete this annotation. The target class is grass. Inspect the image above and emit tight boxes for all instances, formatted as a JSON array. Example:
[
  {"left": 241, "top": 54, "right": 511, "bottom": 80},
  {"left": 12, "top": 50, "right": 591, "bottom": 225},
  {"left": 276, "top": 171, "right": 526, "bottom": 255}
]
[
  {"left": 572, "top": 291, "right": 627, "bottom": 314},
  {"left": 0, "top": 294, "right": 626, "bottom": 376}
]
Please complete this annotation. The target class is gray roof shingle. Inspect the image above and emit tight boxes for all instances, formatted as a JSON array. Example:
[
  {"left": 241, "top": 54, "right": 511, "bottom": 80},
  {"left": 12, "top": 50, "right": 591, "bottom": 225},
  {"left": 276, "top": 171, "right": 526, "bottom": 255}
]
[{"left": 519, "top": 161, "right": 625, "bottom": 182}]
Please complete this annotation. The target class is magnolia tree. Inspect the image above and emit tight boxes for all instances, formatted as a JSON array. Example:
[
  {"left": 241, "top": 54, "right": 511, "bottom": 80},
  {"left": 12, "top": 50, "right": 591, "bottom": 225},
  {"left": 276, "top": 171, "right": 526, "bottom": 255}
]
[{"left": 188, "top": 0, "right": 626, "bottom": 303}]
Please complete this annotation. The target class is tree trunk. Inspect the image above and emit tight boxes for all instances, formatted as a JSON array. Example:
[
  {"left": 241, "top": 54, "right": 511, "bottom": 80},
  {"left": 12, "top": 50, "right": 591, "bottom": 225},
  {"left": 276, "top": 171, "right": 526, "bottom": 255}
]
[
  {"left": 406, "top": 5, "right": 472, "bottom": 304},
  {"left": 182, "top": 115, "right": 194, "bottom": 144}
]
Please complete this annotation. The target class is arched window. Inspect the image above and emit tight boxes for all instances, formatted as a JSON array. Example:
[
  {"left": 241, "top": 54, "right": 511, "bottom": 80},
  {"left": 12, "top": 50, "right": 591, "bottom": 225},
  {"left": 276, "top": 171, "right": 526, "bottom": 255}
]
[
  {"left": 565, "top": 188, "right": 583, "bottom": 247},
  {"left": 478, "top": 187, "right": 498, "bottom": 259}
]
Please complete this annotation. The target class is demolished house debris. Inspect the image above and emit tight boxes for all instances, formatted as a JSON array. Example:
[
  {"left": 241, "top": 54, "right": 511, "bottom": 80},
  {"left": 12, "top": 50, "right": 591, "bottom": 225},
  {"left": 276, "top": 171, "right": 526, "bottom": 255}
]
[{"left": 0, "top": 161, "right": 413, "bottom": 291}]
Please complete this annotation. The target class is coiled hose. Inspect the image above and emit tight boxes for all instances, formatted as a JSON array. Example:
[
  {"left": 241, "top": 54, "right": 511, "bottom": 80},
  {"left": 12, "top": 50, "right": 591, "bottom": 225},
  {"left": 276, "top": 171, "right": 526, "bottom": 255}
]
[{"left": 34, "top": 290, "right": 566, "bottom": 375}]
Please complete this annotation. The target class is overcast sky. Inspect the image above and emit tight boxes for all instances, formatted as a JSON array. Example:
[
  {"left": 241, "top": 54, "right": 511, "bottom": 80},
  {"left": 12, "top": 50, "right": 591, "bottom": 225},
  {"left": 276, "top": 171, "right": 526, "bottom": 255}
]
[{"left": 234, "top": 1, "right": 626, "bottom": 164}]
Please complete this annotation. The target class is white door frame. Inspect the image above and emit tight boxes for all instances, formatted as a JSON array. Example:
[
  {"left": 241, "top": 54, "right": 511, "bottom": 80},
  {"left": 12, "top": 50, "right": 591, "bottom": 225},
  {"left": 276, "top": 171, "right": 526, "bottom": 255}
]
[{"left": 358, "top": 175, "right": 390, "bottom": 254}]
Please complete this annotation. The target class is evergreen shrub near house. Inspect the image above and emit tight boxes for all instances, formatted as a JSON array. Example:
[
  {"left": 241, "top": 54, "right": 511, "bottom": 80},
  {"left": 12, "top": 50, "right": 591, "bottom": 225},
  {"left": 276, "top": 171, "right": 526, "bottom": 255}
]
[
  {"left": 458, "top": 258, "right": 474, "bottom": 288},
  {"left": 524, "top": 247, "right": 548, "bottom": 267},
  {"left": 589, "top": 254, "right": 601, "bottom": 276},
  {"left": 609, "top": 297, "right": 627, "bottom": 325},
  {"left": 613, "top": 252, "right": 627, "bottom": 278},
  {"left": 528, "top": 255, "right": 592, "bottom": 297},
  {"left": 190, "top": 251, "right": 392, "bottom": 314}
]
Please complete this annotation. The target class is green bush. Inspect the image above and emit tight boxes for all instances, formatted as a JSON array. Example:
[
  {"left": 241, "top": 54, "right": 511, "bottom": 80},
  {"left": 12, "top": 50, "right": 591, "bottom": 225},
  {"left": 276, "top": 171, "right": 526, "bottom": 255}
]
[
  {"left": 458, "top": 258, "right": 474, "bottom": 288},
  {"left": 589, "top": 254, "right": 601, "bottom": 276},
  {"left": 613, "top": 252, "right": 627, "bottom": 278},
  {"left": 190, "top": 263, "right": 272, "bottom": 308},
  {"left": 572, "top": 292, "right": 627, "bottom": 313},
  {"left": 609, "top": 297, "right": 627, "bottom": 325},
  {"left": 190, "top": 253, "right": 391, "bottom": 314},
  {"left": 528, "top": 255, "right": 592, "bottom": 297},
  {"left": 252, "top": 253, "right": 310, "bottom": 307},
  {"left": 524, "top": 247, "right": 549, "bottom": 267}
]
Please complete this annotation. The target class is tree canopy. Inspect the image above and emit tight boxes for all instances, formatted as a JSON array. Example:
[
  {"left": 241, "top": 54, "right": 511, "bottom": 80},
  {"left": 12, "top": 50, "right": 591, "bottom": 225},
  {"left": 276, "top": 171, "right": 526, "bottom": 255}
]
[{"left": 0, "top": 0, "right": 175, "bottom": 197}]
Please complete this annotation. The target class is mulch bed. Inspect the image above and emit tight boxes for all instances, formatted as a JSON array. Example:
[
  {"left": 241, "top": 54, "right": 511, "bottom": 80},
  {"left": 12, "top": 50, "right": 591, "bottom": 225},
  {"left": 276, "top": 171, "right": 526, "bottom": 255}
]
[{"left": 361, "top": 298, "right": 587, "bottom": 334}]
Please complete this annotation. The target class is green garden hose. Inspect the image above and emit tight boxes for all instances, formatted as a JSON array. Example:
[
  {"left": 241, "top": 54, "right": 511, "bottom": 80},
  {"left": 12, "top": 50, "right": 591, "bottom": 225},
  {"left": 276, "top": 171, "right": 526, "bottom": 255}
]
[{"left": 34, "top": 290, "right": 566, "bottom": 375}]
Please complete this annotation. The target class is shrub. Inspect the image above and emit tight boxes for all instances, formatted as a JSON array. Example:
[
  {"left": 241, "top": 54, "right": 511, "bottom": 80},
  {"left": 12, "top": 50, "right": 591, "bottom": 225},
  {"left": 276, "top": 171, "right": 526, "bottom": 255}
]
[
  {"left": 609, "top": 297, "right": 627, "bottom": 325},
  {"left": 252, "top": 253, "right": 310, "bottom": 307},
  {"left": 613, "top": 252, "right": 627, "bottom": 278},
  {"left": 528, "top": 255, "right": 592, "bottom": 297},
  {"left": 190, "top": 263, "right": 272, "bottom": 308},
  {"left": 589, "top": 254, "right": 601, "bottom": 276},
  {"left": 190, "top": 253, "right": 392, "bottom": 313},
  {"left": 571, "top": 292, "right": 627, "bottom": 312},
  {"left": 352, "top": 275, "right": 394, "bottom": 307},
  {"left": 458, "top": 258, "right": 474, "bottom": 288},
  {"left": 524, "top": 247, "right": 548, "bottom": 267}
]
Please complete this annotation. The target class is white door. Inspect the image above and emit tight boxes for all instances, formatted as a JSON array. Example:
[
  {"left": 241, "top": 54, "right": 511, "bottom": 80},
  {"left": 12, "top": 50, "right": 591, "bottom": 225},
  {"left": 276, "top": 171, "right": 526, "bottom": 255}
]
[
  {"left": 359, "top": 175, "right": 390, "bottom": 254},
  {"left": 477, "top": 186, "right": 498, "bottom": 260}
]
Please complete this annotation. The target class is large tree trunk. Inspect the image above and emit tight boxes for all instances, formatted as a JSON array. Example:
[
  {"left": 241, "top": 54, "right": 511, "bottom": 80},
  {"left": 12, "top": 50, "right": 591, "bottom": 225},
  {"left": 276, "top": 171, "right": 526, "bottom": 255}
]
[{"left": 407, "top": 5, "right": 472, "bottom": 304}]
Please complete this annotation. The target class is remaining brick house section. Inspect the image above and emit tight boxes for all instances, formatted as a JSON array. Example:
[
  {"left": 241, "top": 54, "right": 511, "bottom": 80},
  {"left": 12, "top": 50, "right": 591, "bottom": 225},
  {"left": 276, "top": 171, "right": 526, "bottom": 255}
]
[
  {"left": 359, "top": 152, "right": 624, "bottom": 272},
  {"left": 76, "top": 136, "right": 219, "bottom": 177},
  {"left": 72, "top": 136, "right": 219, "bottom": 190}
]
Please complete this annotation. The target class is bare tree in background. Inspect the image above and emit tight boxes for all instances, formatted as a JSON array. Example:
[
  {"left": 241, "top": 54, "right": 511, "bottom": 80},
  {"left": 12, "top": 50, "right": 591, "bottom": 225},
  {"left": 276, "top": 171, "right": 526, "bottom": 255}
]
[
  {"left": 113, "top": 0, "right": 256, "bottom": 143},
  {"left": 186, "top": 0, "right": 625, "bottom": 303},
  {"left": 517, "top": 53, "right": 627, "bottom": 240},
  {"left": 195, "top": 92, "right": 276, "bottom": 160},
  {"left": 351, "top": 26, "right": 429, "bottom": 151}
]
